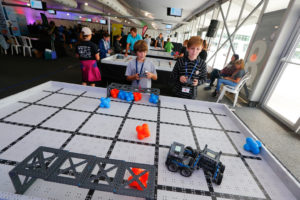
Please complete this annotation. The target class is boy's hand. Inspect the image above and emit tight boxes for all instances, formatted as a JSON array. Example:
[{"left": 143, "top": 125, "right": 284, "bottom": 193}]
[
  {"left": 180, "top": 76, "right": 187, "bottom": 83},
  {"left": 124, "top": 53, "right": 128, "bottom": 57},
  {"left": 145, "top": 72, "right": 152, "bottom": 79},
  {"left": 192, "top": 79, "right": 198, "bottom": 86},
  {"left": 134, "top": 73, "right": 140, "bottom": 80}
]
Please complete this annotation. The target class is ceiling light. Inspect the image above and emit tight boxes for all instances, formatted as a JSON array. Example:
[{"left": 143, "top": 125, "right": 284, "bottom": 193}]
[
  {"left": 84, "top": 2, "right": 88, "bottom": 6},
  {"left": 145, "top": 12, "right": 148, "bottom": 16},
  {"left": 125, "top": 20, "right": 127, "bottom": 22},
  {"left": 79, "top": 16, "right": 82, "bottom": 18},
  {"left": 67, "top": 13, "right": 70, "bottom": 16}
]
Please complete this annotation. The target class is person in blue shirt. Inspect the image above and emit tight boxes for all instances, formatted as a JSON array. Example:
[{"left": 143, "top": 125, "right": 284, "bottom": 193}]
[
  {"left": 99, "top": 33, "right": 112, "bottom": 59},
  {"left": 212, "top": 59, "right": 246, "bottom": 97},
  {"left": 125, "top": 27, "right": 142, "bottom": 56}
]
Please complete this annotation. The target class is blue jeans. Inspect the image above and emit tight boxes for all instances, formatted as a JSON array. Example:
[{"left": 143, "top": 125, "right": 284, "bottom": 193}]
[{"left": 216, "top": 79, "right": 237, "bottom": 92}]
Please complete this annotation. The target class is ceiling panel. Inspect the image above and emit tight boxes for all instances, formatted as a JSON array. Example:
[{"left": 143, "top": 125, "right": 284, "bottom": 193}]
[{"left": 119, "top": 0, "right": 210, "bottom": 30}]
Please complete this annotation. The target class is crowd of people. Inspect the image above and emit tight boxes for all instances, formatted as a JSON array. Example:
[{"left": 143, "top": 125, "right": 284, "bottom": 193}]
[
  {"left": 74, "top": 26, "right": 246, "bottom": 100},
  {"left": 1, "top": 21, "right": 247, "bottom": 100}
]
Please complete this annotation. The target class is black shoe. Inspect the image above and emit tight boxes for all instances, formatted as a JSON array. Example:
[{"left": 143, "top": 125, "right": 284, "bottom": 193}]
[
  {"left": 212, "top": 91, "right": 218, "bottom": 97},
  {"left": 204, "top": 86, "right": 211, "bottom": 90}
]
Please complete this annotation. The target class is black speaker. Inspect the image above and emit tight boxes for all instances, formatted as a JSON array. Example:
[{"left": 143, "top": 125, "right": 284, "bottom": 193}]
[
  {"left": 167, "top": 7, "right": 171, "bottom": 16},
  {"left": 174, "top": 32, "right": 178, "bottom": 37},
  {"left": 206, "top": 19, "right": 219, "bottom": 38}
]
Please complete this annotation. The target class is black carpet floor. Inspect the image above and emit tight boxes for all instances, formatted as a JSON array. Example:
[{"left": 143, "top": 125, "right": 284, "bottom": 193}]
[{"left": 0, "top": 54, "right": 81, "bottom": 99}]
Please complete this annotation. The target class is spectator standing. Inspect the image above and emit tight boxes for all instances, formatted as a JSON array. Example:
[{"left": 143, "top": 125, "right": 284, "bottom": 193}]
[
  {"left": 75, "top": 27, "right": 101, "bottom": 87},
  {"left": 144, "top": 34, "right": 151, "bottom": 49},
  {"left": 114, "top": 35, "right": 122, "bottom": 54},
  {"left": 125, "top": 27, "right": 142, "bottom": 56},
  {"left": 164, "top": 38, "right": 174, "bottom": 53},
  {"left": 155, "top": 33, "right": 164, "bottom": 48},
  {"left": 99, "top": 33, "right": 112, "bottom": 59},
  {"left": 199, "top": 40, "right": 208, "bottom": 61}
]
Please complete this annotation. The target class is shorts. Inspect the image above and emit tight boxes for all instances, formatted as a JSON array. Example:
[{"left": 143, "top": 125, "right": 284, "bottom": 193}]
[{"left": 80, "top": 60, "right": 101, "bottom": 83}]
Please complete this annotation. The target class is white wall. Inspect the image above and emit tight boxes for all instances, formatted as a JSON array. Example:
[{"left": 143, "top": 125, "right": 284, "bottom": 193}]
[{"left": 251, "top": 0, "right": 300, "bottom": 103}]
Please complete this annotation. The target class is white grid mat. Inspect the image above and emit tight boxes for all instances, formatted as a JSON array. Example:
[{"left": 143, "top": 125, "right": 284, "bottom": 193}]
[{"left": 0, "top": 82, "right": 298, "bottom": 200}]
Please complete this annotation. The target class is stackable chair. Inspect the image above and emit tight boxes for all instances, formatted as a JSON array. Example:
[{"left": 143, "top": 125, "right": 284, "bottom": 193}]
[
  {"left": 0, "top": 34, "right": 9, "bottom": 55},
  {"left": 10, "top": 36, "right": 22, "bottom": 55},
  {"left": 21, "top": 36, "right": 32, "bottom": 57},
  {"left": 0, "top": 46, "right": 7, "bottom": 55},
  {"left": 217, "top": 72, "right": 251, "bottom": 107}
]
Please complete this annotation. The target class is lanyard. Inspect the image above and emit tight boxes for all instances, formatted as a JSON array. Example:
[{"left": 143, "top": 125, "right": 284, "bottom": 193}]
[
  {"left": 136, "top": 59, "right": 144, "bottom": 85},
  {"left": 103, "top": 39, "right": 109, "bottom": 50},
  {"left": 185, "top": 59, "right": 198, "bottom": 81}
]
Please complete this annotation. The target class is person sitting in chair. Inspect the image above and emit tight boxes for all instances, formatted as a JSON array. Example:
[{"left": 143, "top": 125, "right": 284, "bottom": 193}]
[
  {"left": 205, "top": 54, "right": 239, "bottom": 90},
  {"left": 212, "top": 59, "right": 245, "bottom": 97}
]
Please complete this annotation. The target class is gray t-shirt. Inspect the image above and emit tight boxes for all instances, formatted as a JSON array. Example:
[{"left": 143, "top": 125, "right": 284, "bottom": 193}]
[
  {"left": 156, "top": 37, "right": 164, "bottom": 47},
  {"left": 125, "top": 58, "right": 157, "bottom": 88},
  {"left": 144, "top": 38, "right": 151, "bottom": 49},
  {"left": 233, "top": 69, "right": 245, "bottom": 80}
]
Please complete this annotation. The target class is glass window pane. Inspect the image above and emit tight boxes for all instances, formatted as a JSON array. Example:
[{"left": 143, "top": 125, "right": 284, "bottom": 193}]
[
  {"left": 266, "top": 63, "right": 300, "bottom": 124},
  {"left": 204, "top": 10, "right": 213, "bottom": 27},
  {"left": 218, "top": 1, "right": 230, "bottom": 21},
  {"left": 232, "top": 24, "right": 256, "bottom": 59},
  {"left": 264, "top": 0, "right": 290, "bottom": 13},
  {"left": 291, "top": 41, "right": 300, "bottom": 63},
  {"left": 213, "top": 40, "right": 230, "bottom": 70}
]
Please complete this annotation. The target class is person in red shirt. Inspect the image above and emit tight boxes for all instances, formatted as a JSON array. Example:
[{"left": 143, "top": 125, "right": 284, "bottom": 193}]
[{"left": 204, "top": 54, "right": 239, "bottom": 90}]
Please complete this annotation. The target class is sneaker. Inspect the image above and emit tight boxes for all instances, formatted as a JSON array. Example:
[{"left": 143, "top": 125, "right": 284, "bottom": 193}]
[{"left": 204, "top": 86, "right": 211, "bottom": 90}]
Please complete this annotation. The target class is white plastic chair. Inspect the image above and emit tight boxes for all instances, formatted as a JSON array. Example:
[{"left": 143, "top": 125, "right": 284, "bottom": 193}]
[
  {"left": 0, "top": 34, "right": 9, "bottom": 55},
  {"left": 10, "top": 36, "right": 21, "bottom": 55},
  {"left": 21, "top": 36, "right": 32, "bottom": 57},
  {"left": 0, "top": 47, "right": 7, "bottom": 55},
  {"left": 217, "top": 72, "right": 251, "bottom": 107}
]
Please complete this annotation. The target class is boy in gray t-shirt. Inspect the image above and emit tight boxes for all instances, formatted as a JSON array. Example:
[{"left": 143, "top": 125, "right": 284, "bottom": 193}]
[{"left": 125, "top": 40, "right": 157, "bottom": 88}]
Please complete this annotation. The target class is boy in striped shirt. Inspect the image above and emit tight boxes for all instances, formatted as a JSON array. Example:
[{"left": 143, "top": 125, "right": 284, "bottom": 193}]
[{"left": 170, "top": 36, "right": 207, "bottom": 99}]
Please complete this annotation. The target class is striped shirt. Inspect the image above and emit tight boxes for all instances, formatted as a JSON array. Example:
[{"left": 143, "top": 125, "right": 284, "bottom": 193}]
[{"left": 170, "top": 56, "right": 207, "bottom": 99}]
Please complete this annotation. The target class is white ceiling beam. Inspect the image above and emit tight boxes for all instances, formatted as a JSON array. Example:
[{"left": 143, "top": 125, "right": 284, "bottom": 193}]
[
  {"left": 80, "top": 4, "right": 103, "bottom": 14},
  {"left": 51, "top": 0, "right": 77, "bottom": 9}
]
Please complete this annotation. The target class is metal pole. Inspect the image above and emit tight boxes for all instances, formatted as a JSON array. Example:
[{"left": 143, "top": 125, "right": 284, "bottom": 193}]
[
  {"left": 212, "top": 0, "right": 233, "bottom": 69},
  {"left": 224, "top": 0, "right": 246, "bottom": 65},
  {"left": 219, "top": 2, "right": 236, "bottom": 54},
  {"left": 108, "top": 17, "right": 111, "bottom": 34},
  {"left": 202, "top": 10, "right": 207, "bottom": 28},
  {"left": 207, "top": 0, "right": 264, "bottom": 63}
]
